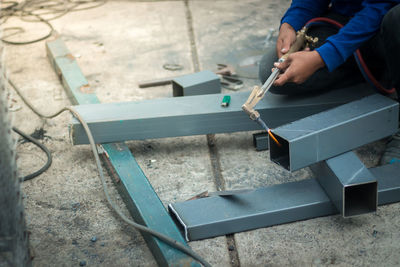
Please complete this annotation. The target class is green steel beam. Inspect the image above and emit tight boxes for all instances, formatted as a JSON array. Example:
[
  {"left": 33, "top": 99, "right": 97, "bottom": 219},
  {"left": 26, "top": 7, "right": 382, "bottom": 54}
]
[
  {"left": 46, "top": 38, "right": 200, "bottom": 267},
  {"left": 46, "top": 40, "right": 98, "bottom": 105}
]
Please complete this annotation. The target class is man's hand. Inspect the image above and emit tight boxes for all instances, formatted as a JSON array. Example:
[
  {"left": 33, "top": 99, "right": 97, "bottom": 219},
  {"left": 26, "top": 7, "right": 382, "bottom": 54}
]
[
  {"left": 273, "top": 50, "right": 325, "bottom": 86},
  {"left": 276, "top": 23, "right": 296, "bottom": 58}
]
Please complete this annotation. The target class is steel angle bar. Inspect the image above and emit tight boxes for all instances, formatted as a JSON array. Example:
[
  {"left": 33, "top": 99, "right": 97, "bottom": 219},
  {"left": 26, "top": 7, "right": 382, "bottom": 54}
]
[
  {"left": 269, "top": 94, "right": 399, "bottom": 171},
  {"left": 46, "top": 38, "right": 199, "bottom": 267},
  {"left": 70, "top": 84, "right": 374, "bottom": 145},
  {"left": 310, "top": 152, "right": 377, "bottom": 218},
  {"left": 168, "top": 163, "right": 400, "bottom": 241}
]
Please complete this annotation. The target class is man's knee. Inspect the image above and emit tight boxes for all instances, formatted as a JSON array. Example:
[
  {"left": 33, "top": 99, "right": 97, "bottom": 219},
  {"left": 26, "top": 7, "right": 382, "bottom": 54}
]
[
  {"left": 258, "top": 47, "right": 277, "bottom": 84},
  {"left": 381, "top": 4, "right": 400, "bottom": 40},
  {"left": 268, "top": 83, "right": 303, "bottom": 95}
]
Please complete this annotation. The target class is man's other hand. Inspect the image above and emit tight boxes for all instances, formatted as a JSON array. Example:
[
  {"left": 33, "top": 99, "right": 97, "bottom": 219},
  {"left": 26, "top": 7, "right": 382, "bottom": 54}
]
[
  {"left": 273, "top": 50, "right": 325, "bottom": 86},
  {"left": 276, "top": 23, "right": 296, "bottom": 58}
]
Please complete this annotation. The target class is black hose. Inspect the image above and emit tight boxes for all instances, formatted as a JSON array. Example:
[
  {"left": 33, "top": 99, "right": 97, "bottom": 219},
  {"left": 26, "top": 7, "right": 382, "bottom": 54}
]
[
  {"left": 8, "top": 77, "right": 211, "bottom": 267},
  {"left": 12, "top": 126, "right": 52, "bottom": 181}
]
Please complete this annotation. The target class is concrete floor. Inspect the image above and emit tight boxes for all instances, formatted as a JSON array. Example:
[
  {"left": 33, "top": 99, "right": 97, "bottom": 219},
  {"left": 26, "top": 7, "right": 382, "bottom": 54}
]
[{"left": 4, "top": 0, "right": 400, "bottom": 266}]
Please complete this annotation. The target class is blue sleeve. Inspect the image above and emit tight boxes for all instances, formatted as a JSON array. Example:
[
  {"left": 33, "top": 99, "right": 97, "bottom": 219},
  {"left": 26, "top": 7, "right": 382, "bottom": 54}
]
[
  {"left": 316, "top": 1, "right": 400, "bottom": 72},
  {"left": 281, "top": 0, "right": 330, "bottom": 31}
]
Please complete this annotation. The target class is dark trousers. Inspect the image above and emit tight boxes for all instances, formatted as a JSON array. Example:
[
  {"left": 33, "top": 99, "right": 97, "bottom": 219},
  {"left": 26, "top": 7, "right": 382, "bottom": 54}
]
[{"left": 259, "top": 5, "right": 400, "bottom": 98}]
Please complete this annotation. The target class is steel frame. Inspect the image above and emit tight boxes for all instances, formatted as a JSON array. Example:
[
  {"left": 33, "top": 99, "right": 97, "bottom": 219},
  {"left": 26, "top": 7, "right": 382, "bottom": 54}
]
[
  {"left": 169, "top": 163, "right": 400, "bottom": 241},
  {"left": 47, "top": 37, "right": 400, "bottom": 262},
  {"left": 46, "top": 38, "right": 200, "bottom": 267},
  {"left": 269, "top": 94, "right": 399, "bottom": 171},
  {"left": 69, "top": 85, "right": 374, "bottom": 145}
]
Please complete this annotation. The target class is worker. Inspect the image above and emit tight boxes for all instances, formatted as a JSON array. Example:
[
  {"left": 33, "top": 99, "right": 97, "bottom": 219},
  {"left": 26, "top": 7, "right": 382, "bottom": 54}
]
[{"left": 259, "top": 0, "right": 400, "bottom": 165}]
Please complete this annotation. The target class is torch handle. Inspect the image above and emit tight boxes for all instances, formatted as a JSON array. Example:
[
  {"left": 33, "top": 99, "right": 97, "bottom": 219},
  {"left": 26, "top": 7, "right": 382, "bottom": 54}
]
[{"left": 281, "top": 28, "right": 308, "bottom": 61}]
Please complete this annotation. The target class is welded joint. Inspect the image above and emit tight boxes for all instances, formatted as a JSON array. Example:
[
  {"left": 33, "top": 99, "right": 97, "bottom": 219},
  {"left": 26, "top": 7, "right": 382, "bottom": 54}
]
[{"left": 169, "top": 205, "right": 190, "bottom": 242}]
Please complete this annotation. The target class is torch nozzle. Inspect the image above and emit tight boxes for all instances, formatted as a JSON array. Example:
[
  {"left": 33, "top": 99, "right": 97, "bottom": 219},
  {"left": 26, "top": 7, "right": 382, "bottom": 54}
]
[
  {"left": 255, "top": 117, "right": 281, "bottom": 147},
  {"left": 255, "top": 117, "right": 269, "bottom": 132}
]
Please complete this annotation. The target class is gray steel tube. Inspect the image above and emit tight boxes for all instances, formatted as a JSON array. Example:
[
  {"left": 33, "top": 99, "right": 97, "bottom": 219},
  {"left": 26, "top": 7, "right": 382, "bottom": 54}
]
[
  {"left": 169, "top": 163, "right": 400, "bottom": 241},
  {"left": 310, "top": 151, "right": 377, "bottom": 218},
  {"left": 70, "top": 85, "right": 374, "bottom": 145},
  {"left": 269, "top": 94, "right": 399, "bottom": 171}
]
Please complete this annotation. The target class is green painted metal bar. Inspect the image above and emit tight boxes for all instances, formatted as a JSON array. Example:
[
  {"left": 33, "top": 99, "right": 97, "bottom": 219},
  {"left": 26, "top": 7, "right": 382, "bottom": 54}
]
[
  {"left": 46, "top": 40, "right": 98, "bottom": 105},
  {"left": 46, "top": 38, "right": 200, "bottom": 267}
]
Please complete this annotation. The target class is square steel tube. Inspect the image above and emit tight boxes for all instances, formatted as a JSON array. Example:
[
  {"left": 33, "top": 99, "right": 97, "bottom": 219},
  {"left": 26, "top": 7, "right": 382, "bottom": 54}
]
[
  {"left": 168, "top": 163, "right": 400, "bottom": 241},
  {"left": 172, "top": 70, "right": 221, "bottom": 96},
  {"left": 169, "top": 179, "right": 337, "bottom": 241},
  {"left": 269, "top": 94, "right": 399, "bottom": 171},
  {"left": 70, "top": 85, "right": 373, "bottom": 145},
  {"left": 310, "top": 152, "right": 377, "bottom": 218},
  {"left": 370, "top": 162, "right": 400, "bottom": 204}
]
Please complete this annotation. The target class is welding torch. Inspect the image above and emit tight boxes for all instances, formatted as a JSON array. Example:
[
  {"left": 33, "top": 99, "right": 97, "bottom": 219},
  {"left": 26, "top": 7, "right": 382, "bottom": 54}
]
[{"left": 242, "top": 26, "right": 318, "bottom": 134}]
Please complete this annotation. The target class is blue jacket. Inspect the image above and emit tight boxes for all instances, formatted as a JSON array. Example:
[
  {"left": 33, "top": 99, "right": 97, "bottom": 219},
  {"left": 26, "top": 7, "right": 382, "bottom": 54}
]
[{"left": 281, "top": 0, "right": 399, "bottom": 71}]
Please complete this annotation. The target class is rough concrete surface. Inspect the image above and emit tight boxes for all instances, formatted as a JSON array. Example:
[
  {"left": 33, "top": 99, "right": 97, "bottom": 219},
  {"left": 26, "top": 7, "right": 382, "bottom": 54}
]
[{"left": 3, "top": 0, "right": 400, "bottom": 266}]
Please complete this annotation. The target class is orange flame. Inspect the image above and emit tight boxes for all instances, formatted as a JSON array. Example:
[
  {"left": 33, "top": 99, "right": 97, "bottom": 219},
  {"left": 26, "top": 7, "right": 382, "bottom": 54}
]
[{"left": 268, "top": 129, "right": 281, "bottom": 147}]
